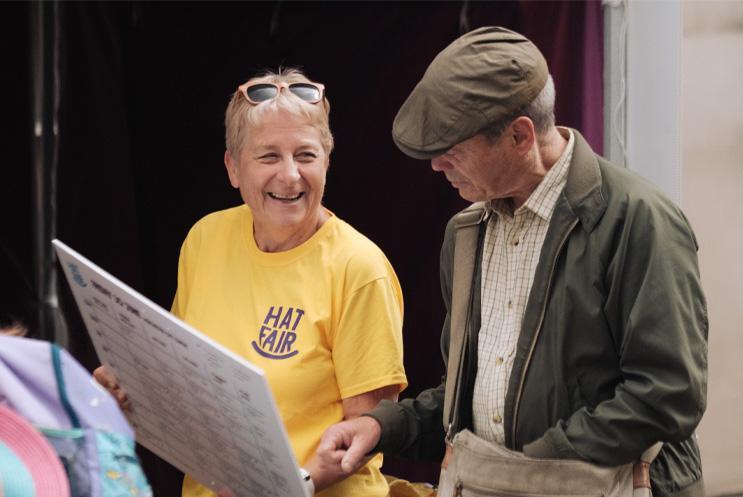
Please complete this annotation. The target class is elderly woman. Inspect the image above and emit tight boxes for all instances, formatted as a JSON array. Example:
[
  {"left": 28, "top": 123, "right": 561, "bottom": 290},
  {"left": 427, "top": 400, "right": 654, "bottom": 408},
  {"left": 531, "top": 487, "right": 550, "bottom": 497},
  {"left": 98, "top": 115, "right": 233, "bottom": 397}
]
[{"left": 97, "top": 69, "right": 407, "bottom": 497}]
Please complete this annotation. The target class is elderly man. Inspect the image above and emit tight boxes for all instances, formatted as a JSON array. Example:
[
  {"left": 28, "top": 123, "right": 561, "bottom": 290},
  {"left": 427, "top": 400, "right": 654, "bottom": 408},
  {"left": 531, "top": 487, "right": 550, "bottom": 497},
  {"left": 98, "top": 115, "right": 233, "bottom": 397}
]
[{"left": 317, "top": 26, "right": 707, "bottom": 497}]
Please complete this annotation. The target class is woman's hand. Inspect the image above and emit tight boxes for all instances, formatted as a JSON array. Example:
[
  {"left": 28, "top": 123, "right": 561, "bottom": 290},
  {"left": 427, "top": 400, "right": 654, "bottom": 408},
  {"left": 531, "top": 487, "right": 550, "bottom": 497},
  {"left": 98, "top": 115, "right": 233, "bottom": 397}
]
[{"left": 93, "top": 365, "right": 132, "bottom": 412}]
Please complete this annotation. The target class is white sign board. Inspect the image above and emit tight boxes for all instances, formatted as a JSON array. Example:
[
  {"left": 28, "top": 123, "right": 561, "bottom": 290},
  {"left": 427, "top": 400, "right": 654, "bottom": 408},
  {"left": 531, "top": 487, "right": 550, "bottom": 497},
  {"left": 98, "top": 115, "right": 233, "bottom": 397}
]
[{"left": 53, "top": 239, "right": 308, "bottom": 497}]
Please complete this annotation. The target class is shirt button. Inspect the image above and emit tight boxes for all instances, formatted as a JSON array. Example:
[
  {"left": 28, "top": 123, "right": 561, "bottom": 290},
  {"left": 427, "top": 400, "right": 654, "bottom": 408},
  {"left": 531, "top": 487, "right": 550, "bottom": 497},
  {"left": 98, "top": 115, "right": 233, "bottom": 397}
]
[
  {"left": 493, "top": 414, "right": 503, "bottom": 423},
  {"left": 512, "top": 238, "right": 520, "bottom": 246},
  {"left": 507, "top": 300, "right": 513, "bottom": 309},
  {"left": 495, "top": 357, "right": 504, "bottom": 365}
]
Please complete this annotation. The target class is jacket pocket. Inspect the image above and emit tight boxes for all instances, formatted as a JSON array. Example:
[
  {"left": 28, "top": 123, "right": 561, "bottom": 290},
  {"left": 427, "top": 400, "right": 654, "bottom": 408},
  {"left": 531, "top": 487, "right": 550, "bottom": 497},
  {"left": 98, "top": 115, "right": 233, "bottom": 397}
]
[
  {"left": 39, "top": 427, "right": 93, "bottom": 497},
  {"left": 40, "top": 426, "right": 152, "bottom": 497},
  {"left": 95, "top": 430, "right": 152, "bottom": 497}
]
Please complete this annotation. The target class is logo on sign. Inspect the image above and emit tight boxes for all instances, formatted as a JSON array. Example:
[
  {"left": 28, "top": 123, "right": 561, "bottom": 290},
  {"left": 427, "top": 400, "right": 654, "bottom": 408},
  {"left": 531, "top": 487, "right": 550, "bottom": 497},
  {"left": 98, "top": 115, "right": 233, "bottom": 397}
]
[{"left": 67, "top": 263, "right": 87, "bottom": 287}]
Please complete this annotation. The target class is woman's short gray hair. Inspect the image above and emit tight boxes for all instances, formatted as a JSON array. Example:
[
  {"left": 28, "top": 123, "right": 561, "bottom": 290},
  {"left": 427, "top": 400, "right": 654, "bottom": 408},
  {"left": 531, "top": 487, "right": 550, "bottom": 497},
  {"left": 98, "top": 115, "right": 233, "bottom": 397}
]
[
  {"left": 481, "top": 74, "right": 556, "bottom": 141},
  {"left": 224, "top": 68, "right": 334, "bottom": 157}
]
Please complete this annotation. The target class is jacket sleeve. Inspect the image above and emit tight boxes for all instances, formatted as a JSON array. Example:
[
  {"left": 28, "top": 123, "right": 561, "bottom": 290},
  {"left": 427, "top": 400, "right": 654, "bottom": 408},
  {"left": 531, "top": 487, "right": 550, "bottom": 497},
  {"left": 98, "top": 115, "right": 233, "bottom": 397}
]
[
  {"left": 524, "top": 195, "right": 708, "bottom": 465},
  {"left": 365, "top": 218, "right": 460, "bottom": 460}
]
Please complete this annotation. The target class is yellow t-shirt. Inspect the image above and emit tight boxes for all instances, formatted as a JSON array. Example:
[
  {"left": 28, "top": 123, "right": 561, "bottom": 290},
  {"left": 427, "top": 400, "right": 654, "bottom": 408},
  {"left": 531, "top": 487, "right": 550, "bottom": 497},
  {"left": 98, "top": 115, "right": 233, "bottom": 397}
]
[{"left": 172, "top": 205, "right": 407, "bottom": 497}]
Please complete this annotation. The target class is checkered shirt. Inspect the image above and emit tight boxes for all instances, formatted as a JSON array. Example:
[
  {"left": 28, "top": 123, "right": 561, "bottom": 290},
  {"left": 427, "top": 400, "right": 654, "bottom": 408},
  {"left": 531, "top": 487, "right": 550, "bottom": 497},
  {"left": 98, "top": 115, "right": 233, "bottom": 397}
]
[{"left": 472, "top": 128, "right": 574, "bottom": 444}]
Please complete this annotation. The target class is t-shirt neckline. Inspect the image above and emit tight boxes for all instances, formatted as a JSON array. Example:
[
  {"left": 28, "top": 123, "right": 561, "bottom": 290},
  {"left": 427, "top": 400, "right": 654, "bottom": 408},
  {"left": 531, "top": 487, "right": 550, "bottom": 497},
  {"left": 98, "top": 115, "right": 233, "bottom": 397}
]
[{"left": 242, "top": 205, "right": 337, "bottom": 266}]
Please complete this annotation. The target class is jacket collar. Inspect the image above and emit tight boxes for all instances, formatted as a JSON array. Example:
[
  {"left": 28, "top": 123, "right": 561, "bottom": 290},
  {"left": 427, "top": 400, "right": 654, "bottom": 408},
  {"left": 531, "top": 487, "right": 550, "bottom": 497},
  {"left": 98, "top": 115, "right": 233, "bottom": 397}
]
[{"left": 561, "top": 129, "right": 606, "bottom": 232}]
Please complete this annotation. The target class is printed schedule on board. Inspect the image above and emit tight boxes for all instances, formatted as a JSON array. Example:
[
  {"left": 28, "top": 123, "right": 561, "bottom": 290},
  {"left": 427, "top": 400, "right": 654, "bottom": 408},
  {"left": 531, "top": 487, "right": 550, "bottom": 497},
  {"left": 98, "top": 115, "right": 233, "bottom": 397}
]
[{"left": 53, "top": 239, "right": 309, "bottom": 497}]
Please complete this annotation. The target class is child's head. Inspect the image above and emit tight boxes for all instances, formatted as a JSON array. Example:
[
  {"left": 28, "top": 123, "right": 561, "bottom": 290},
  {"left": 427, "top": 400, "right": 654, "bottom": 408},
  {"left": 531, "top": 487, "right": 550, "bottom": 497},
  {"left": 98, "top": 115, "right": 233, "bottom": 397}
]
[{"left": 0, "top": 243, "right": 36, "bottom": 337}]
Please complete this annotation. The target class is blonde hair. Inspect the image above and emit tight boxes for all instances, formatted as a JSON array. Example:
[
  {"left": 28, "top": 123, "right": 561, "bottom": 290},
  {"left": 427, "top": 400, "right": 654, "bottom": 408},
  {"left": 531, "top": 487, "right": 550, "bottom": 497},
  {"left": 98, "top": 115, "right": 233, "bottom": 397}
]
[{"left": 225, "top": 68, "right": 334, "bottom": 157}]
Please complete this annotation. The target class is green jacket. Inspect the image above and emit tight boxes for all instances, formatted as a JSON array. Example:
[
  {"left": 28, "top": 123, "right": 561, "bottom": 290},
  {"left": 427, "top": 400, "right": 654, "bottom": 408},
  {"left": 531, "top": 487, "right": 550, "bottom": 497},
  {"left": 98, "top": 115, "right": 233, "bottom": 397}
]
[{"left": 369, "top": 131, "right": 708, "bottom": 497}]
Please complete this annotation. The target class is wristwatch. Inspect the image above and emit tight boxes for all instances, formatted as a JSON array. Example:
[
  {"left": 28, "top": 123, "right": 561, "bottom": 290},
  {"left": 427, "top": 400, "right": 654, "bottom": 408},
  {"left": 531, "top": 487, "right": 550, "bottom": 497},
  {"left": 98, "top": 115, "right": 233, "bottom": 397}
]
[{"left": 299, "top": 467, "right": 314, "bottom": 496}]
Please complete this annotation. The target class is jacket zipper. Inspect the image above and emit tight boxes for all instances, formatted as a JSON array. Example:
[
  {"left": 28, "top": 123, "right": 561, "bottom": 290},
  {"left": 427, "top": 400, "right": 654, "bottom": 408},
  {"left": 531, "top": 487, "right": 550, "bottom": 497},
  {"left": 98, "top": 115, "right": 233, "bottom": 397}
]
[{"left": 511, "top": 218, "right": 578, "bottom": 444}]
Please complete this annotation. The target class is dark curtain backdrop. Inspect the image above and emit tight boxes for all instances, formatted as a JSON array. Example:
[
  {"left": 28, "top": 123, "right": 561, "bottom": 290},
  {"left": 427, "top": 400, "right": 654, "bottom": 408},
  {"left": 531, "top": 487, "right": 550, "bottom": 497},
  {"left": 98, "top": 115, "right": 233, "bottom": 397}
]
[
  {"left": 3, "top": 1, "right": 603, "bottom": 493},
  {"left": 1, "top": 2, "right": 33, "bottom": 330}
]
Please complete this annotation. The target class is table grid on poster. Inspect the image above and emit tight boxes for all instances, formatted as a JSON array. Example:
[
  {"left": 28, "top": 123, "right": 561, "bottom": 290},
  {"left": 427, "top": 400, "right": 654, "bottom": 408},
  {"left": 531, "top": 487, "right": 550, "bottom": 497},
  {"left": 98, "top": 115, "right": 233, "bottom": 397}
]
[{"left": 53, "top": 240, "right": 307, "bottom": 497}]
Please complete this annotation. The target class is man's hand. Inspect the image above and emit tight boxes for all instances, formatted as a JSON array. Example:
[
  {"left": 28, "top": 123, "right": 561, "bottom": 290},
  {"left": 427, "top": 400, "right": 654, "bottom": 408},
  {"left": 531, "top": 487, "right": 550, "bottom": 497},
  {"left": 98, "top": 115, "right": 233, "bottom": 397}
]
[
  {"left": 316, "top": 416, "right": 382, "bottom": 479},
  {"left": 92, "top": 365, "right": 132, "bottom": 412}
]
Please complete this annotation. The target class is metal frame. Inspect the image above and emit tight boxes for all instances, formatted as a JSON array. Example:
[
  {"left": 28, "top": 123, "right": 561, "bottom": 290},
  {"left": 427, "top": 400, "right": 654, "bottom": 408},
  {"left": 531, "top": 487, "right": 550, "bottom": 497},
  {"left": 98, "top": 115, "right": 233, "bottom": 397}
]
[
  {"left": 603, "top": 0, "right": 683, "bottom": 203},
  {"left": 30, "top": 1, "right": 67, "bottom": 345}
]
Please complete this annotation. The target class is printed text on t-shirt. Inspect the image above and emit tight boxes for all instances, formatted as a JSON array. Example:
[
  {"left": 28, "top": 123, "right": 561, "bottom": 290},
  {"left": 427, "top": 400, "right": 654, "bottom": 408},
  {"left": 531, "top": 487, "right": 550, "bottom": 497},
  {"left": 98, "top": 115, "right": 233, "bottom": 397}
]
[{"left": 251, "top": 306, "right": 305, "bottom": 360}]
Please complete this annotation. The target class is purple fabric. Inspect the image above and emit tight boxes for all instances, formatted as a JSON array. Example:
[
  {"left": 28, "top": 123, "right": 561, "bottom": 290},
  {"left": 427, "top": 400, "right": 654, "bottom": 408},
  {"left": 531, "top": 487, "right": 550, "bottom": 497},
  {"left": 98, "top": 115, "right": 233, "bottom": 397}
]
[
  {"left": 511, "top": 1, "right": 605, "bottom": 154},
  {"left": 580, "top": 0, "right": 605, "bottom": 154},
  {"left": 0, "top": 336, "right": 72, "bottom": 428},
  {"left": 0, "top": 335, "right": 133, "bottom": 437},
  {"left": 58, "top": 343, "right": 134, "bottom": 437}
]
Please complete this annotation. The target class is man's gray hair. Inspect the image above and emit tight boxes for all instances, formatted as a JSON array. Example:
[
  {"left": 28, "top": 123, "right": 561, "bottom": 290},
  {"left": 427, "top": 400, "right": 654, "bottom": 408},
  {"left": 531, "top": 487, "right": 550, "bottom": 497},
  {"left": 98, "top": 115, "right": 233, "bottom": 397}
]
[{"left": 481, "top": 74, "right": 556, "bottom": 141}]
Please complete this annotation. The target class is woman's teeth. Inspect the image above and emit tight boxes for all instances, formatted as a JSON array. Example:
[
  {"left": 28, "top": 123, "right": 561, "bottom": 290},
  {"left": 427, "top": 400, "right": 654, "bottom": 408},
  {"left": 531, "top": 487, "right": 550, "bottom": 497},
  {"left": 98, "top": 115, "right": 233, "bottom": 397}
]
[{"left": 268, "top": 192, "right": 303, "bottom": 201}]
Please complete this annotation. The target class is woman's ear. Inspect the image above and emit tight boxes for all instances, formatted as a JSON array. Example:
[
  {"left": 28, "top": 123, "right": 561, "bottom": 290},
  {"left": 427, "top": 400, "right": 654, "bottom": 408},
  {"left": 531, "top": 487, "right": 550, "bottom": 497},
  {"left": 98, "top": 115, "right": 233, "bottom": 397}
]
[{"left": 224, "top": 150, "right": 240, "bottom": 188}]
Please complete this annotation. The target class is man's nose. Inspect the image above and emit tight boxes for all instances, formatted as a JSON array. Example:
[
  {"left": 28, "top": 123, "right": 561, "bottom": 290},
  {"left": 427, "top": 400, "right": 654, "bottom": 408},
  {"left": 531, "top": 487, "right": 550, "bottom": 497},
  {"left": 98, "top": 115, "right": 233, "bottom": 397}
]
[{"left": 430, "top": 155, "right": 451, "bottom": 172}]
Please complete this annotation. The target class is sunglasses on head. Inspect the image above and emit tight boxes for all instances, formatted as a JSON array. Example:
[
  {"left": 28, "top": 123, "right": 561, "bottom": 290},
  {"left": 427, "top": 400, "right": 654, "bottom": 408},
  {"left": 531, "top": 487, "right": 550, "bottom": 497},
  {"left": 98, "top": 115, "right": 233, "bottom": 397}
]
[{"left": 238, "top": 81, "right": 325, "bottom": 105}]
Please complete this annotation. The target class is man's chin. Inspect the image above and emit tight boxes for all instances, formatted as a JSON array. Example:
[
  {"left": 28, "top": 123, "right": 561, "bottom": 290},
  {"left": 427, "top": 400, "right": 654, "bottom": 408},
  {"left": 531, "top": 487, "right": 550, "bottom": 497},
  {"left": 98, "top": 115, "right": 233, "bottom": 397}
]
[{"left": 456, "top": 189, "right": 487, "bottom": 203}]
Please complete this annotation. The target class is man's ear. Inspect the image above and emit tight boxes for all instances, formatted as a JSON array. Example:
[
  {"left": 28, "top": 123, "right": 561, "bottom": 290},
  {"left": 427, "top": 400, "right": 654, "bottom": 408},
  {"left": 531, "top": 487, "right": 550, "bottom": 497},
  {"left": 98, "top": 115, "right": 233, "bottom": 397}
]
[
  {"left": 509, "top": 117, "right": 536, "bottom": 154},
  {"left": 224, "top": 150, "right": 240, "bottom": 188}
]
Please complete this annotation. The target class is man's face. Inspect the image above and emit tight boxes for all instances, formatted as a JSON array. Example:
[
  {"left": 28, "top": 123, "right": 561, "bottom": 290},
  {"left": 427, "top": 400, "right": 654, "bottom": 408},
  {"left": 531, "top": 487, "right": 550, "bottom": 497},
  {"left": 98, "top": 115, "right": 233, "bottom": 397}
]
[{"left": 430, "top": 131, "right": 521, "bottom": 203}]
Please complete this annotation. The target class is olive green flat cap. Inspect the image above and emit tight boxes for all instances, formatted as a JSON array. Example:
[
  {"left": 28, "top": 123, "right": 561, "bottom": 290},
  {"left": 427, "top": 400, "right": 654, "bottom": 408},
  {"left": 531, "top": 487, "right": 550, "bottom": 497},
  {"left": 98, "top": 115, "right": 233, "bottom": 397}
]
[{"left": 392, "top": 26, "right": 548, "bottom": 160}]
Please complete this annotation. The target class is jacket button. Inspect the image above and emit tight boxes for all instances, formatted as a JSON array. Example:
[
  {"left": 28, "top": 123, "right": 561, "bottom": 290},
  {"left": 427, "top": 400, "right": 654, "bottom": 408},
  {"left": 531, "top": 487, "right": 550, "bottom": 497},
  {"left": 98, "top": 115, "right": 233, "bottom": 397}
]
[{"left": 495, "top": 357, "right": 504, "bottom": 365}]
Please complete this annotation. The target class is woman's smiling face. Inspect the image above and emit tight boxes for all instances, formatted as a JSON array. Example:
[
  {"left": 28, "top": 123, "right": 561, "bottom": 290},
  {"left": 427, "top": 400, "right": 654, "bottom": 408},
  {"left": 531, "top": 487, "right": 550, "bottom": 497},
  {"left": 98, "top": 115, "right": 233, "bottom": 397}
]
[{"left": 225, "top": 109, "right": 329, "bottom": 242}]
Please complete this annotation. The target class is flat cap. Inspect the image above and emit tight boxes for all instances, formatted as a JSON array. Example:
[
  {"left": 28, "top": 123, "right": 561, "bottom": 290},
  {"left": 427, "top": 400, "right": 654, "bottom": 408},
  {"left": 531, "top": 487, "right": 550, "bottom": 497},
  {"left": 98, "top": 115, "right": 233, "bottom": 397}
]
[{"left": 392, "top": 26, "right": 549, "bottom": 160}]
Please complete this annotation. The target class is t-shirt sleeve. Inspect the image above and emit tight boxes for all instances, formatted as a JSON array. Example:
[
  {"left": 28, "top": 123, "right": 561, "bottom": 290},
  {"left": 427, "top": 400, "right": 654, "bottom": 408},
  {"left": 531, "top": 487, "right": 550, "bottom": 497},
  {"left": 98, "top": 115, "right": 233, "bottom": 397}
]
[
  {"left": 170, "top": 226, "right": 199, "bottom": 319},
  {"left": 331, "top": 275, "right": 407, "bottom": 399}
]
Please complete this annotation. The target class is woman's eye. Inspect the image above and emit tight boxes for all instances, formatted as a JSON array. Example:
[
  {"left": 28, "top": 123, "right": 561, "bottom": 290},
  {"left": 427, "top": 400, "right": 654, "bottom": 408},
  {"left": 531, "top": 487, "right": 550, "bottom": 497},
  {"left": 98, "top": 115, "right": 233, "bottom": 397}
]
[
  {"left": 297, "top": 152, "right": 317, "bottom": 160},
  {"left": 258, "top": 154, "right": 278, "bottom": 161}
]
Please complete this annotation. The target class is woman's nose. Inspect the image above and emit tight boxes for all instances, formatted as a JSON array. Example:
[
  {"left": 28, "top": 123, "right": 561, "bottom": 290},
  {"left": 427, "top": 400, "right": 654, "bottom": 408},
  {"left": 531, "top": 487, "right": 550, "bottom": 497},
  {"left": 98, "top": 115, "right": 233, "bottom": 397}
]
[{"left": 278, "top": 158, "right": 301, "bottom": 182}]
